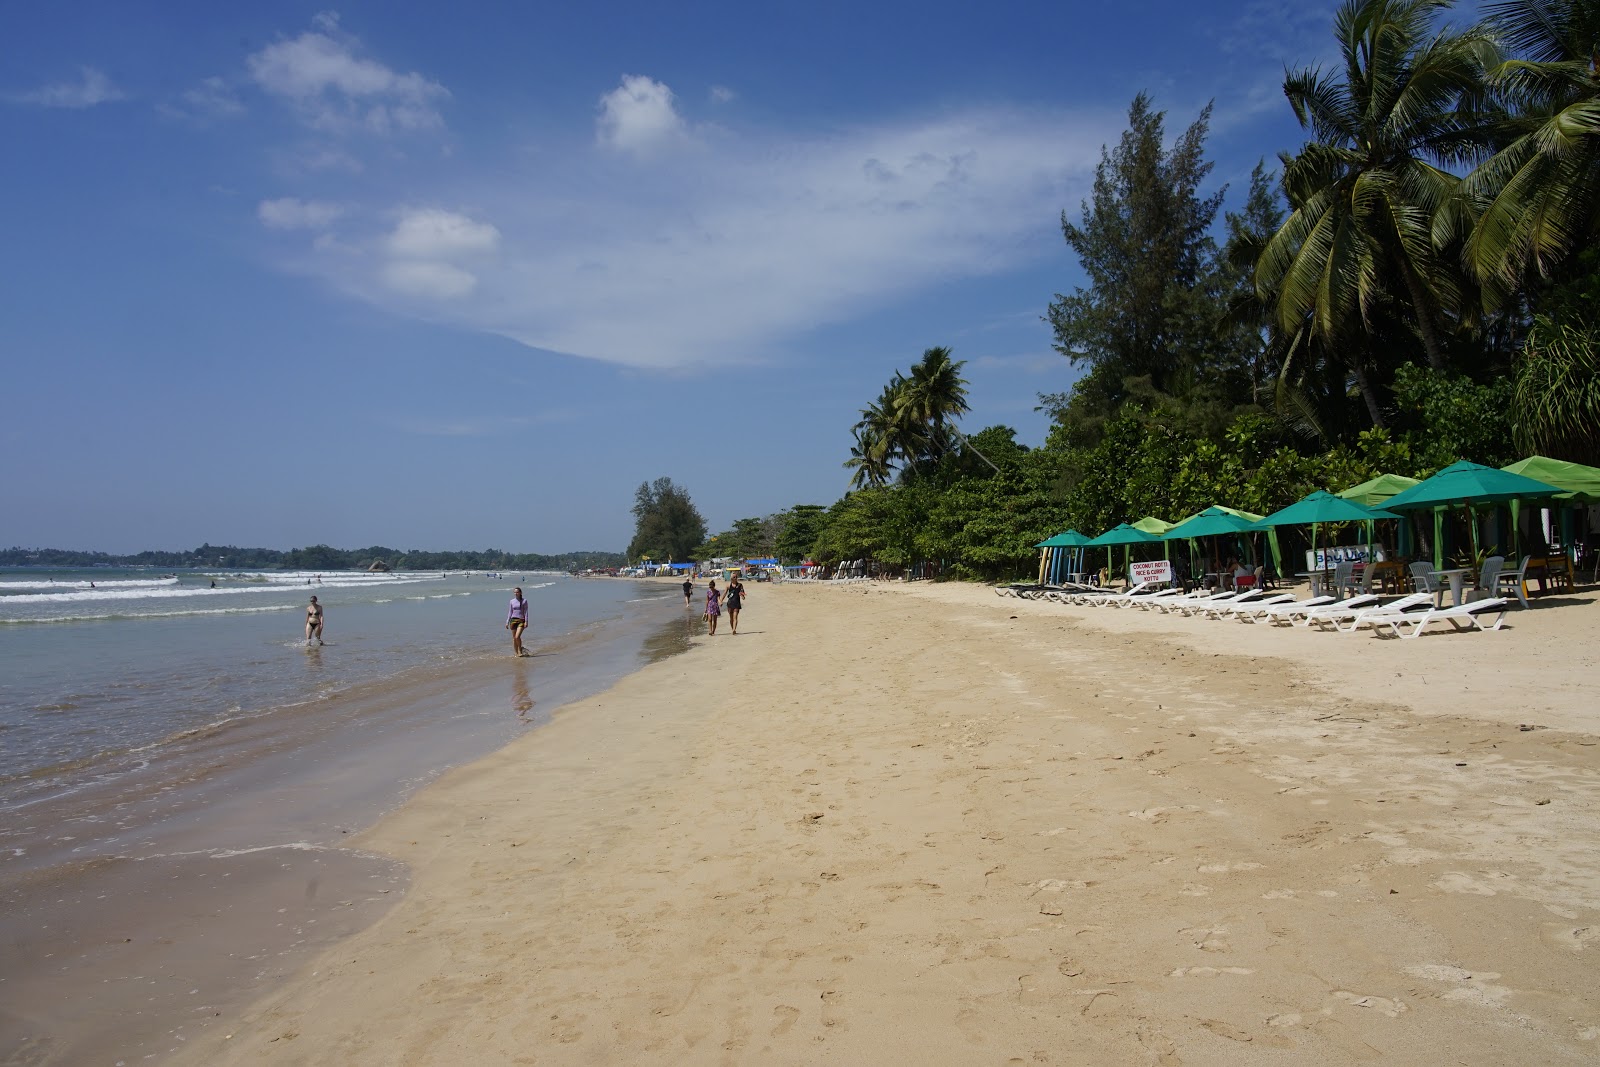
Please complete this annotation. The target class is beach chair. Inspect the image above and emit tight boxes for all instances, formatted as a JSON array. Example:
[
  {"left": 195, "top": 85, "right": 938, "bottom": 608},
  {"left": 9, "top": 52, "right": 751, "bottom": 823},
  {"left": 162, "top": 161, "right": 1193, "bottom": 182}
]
[
  {"left": 1199, "top": 592, "right": 1294, "bottom": 619},
  {"left": 1183, "top": 589, "right": 1272, "bottom": 617},
  {"left": 1151, "top": 589, "right": 1245, "bottom": 614},
  {"left": 1494, "top": 556, "right": 1531, "bottom": 608},
  {"left": 1293, "top": 593, "right": 1383, "bottom": 629},
  {"left": 1370, "top": 598, "right": 1512, "bottom": 639},
  {"left": 1126, "top": 588, "right": 1187, "bottom": 609},
  {"left": 1332, "top": 560, "right": 1360, "bottom": 600},
  {"left": 1328, "top": 592, "right": 1436, "bottom": 633},
  {"left": 1237, "top": 593, "right": 1335, "bottom": 623},
  {"left": 1071, "top": 581, "right": 1152, "bottom": 607}
]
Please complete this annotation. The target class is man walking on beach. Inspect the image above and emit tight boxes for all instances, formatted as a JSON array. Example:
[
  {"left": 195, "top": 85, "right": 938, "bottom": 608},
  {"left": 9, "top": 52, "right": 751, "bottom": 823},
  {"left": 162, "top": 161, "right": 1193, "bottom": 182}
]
[
  {"left": 506, "top": 587, "right": 529, "bottom": 657},
  {"left": 305, "top": 595, "right": 324, "bottom": 645},
  {"left": 682, "top": 576, "right": 694, "bottom": 605}
]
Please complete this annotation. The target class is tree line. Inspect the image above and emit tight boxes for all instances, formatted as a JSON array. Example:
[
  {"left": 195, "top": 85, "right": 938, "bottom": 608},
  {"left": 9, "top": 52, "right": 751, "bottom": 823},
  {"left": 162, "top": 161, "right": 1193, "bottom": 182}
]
[
  {"left": 633, "top": 0, "right": 1600, "bottom": 581},
  {"left": 1, "top": 544, "right": 628, "bottom": 572}
]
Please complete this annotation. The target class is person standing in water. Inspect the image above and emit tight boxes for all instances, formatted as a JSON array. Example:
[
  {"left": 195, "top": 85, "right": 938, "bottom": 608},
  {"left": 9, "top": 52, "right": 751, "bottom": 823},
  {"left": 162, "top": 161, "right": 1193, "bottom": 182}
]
[
  {"left": 305, "top": 595, "right": 324, "bottom": 645},
  {"left": 724, "top": 574, "right": 746, "bottom": 634},
  {"left": 506, "top": 586, "right": 529, "bottom": 657},
  {"left": 681, "top": 576, "right": 694, "bottom": 605},
  {"left": 704, "top": 579, "right": 722, "bottom": 636}
]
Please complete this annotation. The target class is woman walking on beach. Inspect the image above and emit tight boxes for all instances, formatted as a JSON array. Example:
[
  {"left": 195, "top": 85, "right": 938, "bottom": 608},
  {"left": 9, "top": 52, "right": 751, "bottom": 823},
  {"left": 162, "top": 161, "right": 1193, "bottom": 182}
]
[
  {"left": 506, "top": 587, "right": 529, "bottom": 657},
  {"left": 305, "top": 596, "right": 324, "bottom": 645},
  {"left": 704, "top": 579, "right": 722, "bottom": 636},
  {"left": 724, "top": 574, "right": 745, "bottom": 634}
]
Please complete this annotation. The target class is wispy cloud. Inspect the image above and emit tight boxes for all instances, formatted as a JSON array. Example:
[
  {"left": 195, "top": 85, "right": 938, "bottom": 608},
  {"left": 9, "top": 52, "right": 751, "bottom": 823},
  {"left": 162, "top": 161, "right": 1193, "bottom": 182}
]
[
  {"left": 269, "top": 82, "right": 1118, "bottom": 371},
  {"left": 247, "top": 11, "right": 448, "bottom": 134},
  {"left": 9, "top": 66, "right": 124, "bottom": 109},
  {"left": 385, "top": 410, "right": 576, "bottom": 436},
  {"left": 164, "top": 76, "right": 245, "bottom": 122},
  {"left": 258, "top": 197, "right": 344, "bottom": 229}
]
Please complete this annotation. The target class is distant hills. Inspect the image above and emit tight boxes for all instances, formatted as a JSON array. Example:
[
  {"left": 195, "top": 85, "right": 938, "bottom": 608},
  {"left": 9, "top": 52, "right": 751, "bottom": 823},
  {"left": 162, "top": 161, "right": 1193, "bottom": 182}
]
[{"left": 0, "top": 543, "right": 627, "bottom": 572}]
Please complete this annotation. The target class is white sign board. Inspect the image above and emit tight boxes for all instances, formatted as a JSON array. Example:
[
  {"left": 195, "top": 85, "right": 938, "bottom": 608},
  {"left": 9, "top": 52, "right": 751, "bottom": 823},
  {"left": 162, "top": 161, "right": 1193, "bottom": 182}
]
[{"left": 1129, "top": 559, "right": 1173, "bottom": 586}]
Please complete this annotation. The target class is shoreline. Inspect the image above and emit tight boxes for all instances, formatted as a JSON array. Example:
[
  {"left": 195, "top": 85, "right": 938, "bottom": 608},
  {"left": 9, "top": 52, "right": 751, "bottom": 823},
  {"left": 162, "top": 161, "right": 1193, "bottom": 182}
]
[
  {"left": 161, "top": 579, "right": 1599, "bottom": 1064},
  {"left": 0, "top": 587, "right": 692, "bottom": 1066}
]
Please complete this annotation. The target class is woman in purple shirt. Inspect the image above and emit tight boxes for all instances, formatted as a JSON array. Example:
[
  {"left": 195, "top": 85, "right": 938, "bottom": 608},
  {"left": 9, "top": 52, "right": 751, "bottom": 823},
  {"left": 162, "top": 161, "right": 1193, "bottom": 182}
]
[{"left": 506, "top": 587, "right": 529, "bottom": 657}]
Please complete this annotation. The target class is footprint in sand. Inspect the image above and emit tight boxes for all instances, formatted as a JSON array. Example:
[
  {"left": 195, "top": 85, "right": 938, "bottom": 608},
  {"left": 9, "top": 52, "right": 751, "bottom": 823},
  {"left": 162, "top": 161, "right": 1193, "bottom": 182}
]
[
  {"left": 1541, "top": 924, "right": 1599, "bottom": 952},
  {"left": 1332, "top": 991, "right": 1407, "bottom": 1017},
  {"left": 770, "top": 1004, "right": 800, "bottom": 1036}
]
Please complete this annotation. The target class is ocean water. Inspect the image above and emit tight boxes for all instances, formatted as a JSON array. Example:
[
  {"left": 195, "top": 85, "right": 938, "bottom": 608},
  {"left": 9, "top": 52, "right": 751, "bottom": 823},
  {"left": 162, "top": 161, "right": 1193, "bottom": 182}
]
[
  {"left": 0, "top": 566, "right": 694, "bottom": 1063},
  {"left": 0, "top": 567, "right": 670, "bottom": 810}
]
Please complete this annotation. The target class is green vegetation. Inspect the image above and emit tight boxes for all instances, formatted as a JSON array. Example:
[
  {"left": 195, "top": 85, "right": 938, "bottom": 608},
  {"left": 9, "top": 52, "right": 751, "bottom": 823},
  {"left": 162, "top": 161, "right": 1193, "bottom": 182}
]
[
  {"left": 0, "top": 544, "right": 627, "bottom": 571},
  {"left": 706, "top": 0, "right": 1600, "bottom": 581},
  {"left": 627, "top": 478, "right": 708, "bottom": 563}
]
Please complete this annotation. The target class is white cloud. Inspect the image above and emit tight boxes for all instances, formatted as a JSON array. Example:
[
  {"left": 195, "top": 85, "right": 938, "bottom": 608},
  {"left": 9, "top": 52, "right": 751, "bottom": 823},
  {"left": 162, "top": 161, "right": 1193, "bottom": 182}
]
[
  {"left": 172, "top": 76, "right": 245, "bottom": 120},
  {"left": 709, "top": 85, "right": 736, "bottom": 104},
  {"left": 258, "top": 197, "right": 343, "bottom": 229},
  {"left": 387, "top": 208, "right": 499, "bottom": 258},
  {"left": 382, "top": 260, "right": 478, "bottom": 299},
  {"left": 597, "top": 75, "right": 687, "bottom": 155},
  {"left": 11, "top": 67, "right": 124, "bottom": 109},
  {"left": 247, "top": 12, "right": 448, "bottom": 133},
  {"left": 271, "top": 85, "right": 1120, "bottom": 370}
]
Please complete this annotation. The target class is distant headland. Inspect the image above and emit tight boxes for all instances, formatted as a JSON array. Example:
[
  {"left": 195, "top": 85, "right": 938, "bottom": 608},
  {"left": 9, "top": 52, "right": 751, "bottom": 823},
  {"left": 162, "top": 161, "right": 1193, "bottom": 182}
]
[{"left": 0, "top": 544, "right": 627, "bottom": 572}]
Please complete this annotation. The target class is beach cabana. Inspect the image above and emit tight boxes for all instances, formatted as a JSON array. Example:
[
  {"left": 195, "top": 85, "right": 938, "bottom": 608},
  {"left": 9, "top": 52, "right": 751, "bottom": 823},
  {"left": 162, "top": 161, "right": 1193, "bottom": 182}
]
[
  {"left": 1163, "top": 505, "right": 1279, "bottom": 582},
  {"left": 1499, "top": 456, "right": 1600, "bottom": 563},
  {"left": 1253, "top": 491, "right": 1399, "bottom": 587},
  {"left": 1086, "top": 523, "right": 1163, "bottom": 587},
  {"left": 1382, "top": 461, "right": 1565, "bottom": 568},
  {"left": 1034, "top": 530, "right": 1092, "bottom": 585}
]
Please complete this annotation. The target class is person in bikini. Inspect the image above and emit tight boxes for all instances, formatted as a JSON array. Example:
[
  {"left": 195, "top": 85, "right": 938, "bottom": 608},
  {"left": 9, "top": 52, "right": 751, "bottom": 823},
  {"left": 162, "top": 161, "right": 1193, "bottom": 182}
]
[
  {"left": 305, "top": 595, "right": 324, "bottom": 645},
  {"left": 506, "top": 587, "right": 529, "bottom": 657}
]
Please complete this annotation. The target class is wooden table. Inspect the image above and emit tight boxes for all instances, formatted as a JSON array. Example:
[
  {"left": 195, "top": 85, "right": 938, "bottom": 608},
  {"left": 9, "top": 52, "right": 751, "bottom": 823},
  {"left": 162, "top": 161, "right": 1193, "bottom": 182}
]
[{"left": 1526, "top": 555, "right": 1575, "bottom": 595}]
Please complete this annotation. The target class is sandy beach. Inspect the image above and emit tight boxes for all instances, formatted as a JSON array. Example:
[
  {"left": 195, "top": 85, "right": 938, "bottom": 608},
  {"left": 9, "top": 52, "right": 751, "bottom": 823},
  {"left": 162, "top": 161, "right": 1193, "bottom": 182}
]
[{"left": 167, "top": 578, "right": 1600, "bottom": 1065}]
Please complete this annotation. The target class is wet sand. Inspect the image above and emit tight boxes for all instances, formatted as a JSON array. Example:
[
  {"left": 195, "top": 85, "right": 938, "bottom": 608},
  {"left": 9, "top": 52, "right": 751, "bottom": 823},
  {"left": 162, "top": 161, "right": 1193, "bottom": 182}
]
[
  {"left": 0, "top": 599, "right": 691, "bottom": 1066},
  {"left": 157, "top": 578, "right": 1600, "bottom": 1065}
]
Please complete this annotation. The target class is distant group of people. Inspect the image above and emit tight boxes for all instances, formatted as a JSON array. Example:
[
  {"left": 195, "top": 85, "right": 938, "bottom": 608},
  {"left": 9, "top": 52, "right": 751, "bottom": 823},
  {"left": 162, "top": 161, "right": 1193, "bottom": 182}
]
[{"left": 682, "top": 575, "right": 745, "bottom": 636}]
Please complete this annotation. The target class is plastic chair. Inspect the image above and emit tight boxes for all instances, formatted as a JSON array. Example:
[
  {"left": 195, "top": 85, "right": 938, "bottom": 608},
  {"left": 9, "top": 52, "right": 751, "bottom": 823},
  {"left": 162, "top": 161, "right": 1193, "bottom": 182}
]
[
  {"left": 1469, "top": 556, "right": 1505, "bottom": 603},
  {"left": 1331, "top": 560, "right": 1357, "bottom": 600},
  {"left": 1495, "top": 556, "right": 1531, "bottom": 608}
]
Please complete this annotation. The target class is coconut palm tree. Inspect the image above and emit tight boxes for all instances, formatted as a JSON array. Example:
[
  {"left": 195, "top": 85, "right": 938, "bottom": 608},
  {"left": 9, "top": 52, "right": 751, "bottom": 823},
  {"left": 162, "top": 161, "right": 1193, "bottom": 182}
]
[
  {"left": 898, "top": 347, "right": 971, "bottom": 459},
  {"left": 843, "top": 386, "right": 900, "bottom": 489},
  {"left": 1458, "top": 0, "right": 1600, "bottom": 306},
  {"left": 1257, "top": 0, "right": 1497, "bottom": 373}
]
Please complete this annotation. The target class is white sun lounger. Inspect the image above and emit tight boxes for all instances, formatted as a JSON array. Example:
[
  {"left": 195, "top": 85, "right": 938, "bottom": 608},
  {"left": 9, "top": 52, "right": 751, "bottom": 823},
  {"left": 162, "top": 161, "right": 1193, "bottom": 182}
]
[
  {"left": 1068, "top": 581, "right": 1153, "bottom": 606},
  {"left": 1174, "top": 590, "right": 1268, "bottom": 617},
  {"left": 1152, "top": 589, "right": 1246, "bottom": 615},
  {"left": 1238, "top": 593, "right": 1334, "bottom": 623},
  {"left": 1329, "top": 593, "right": 1436, "bottom": 633},
  {"left": 1201, "top": 592, "right": 1295, "bottom": 618},
  {"left": 1370, "top": 598, "right": 1512, "bottom": 638},
  {"left": 1292, "top": 593, "right": 1383, "bottom": 628},
  {"left": 1127, "top": 588, "right": 1188, "bottom": 609}
]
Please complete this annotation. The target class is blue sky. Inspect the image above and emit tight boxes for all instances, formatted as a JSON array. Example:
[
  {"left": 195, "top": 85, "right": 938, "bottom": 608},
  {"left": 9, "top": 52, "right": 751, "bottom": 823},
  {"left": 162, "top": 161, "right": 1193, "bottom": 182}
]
[{"left": 4, "top": 1, "right": 1360, "bottom": 554}]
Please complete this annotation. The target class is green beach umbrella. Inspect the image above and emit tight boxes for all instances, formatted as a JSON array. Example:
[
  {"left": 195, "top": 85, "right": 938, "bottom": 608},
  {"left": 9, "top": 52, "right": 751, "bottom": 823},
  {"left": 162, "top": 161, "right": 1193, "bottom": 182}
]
[
  {"left": 1034, "top": 530, "right": 1092, "bottom": 584},
  {"left": 1500, "top": 456, "right": 1600, "bottom": 503},
  {"left": 1337, "top": 473, "right": 1421, "bottom": 507},
  {"left": 1088, "top": 523, "right": 1162, "bottom": 586},
  {"left": 1498, "top": 456, "right": 1600, "bottom": 558},
  {"left": 1034, "top": 530, "right": 1093, "bottom": 548},
  {"left": 1162, "top": 506, "right": 1258, "bottom": 540},
  {"left": 1383, "top": 461, "right": 1563, "bottom": 510},
  {"left": 1383, "top": 461, "right": 1564, "bottom": 569},
  {"left": 1254, "top": 491, "right": 1399, "bottom": 526}
]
